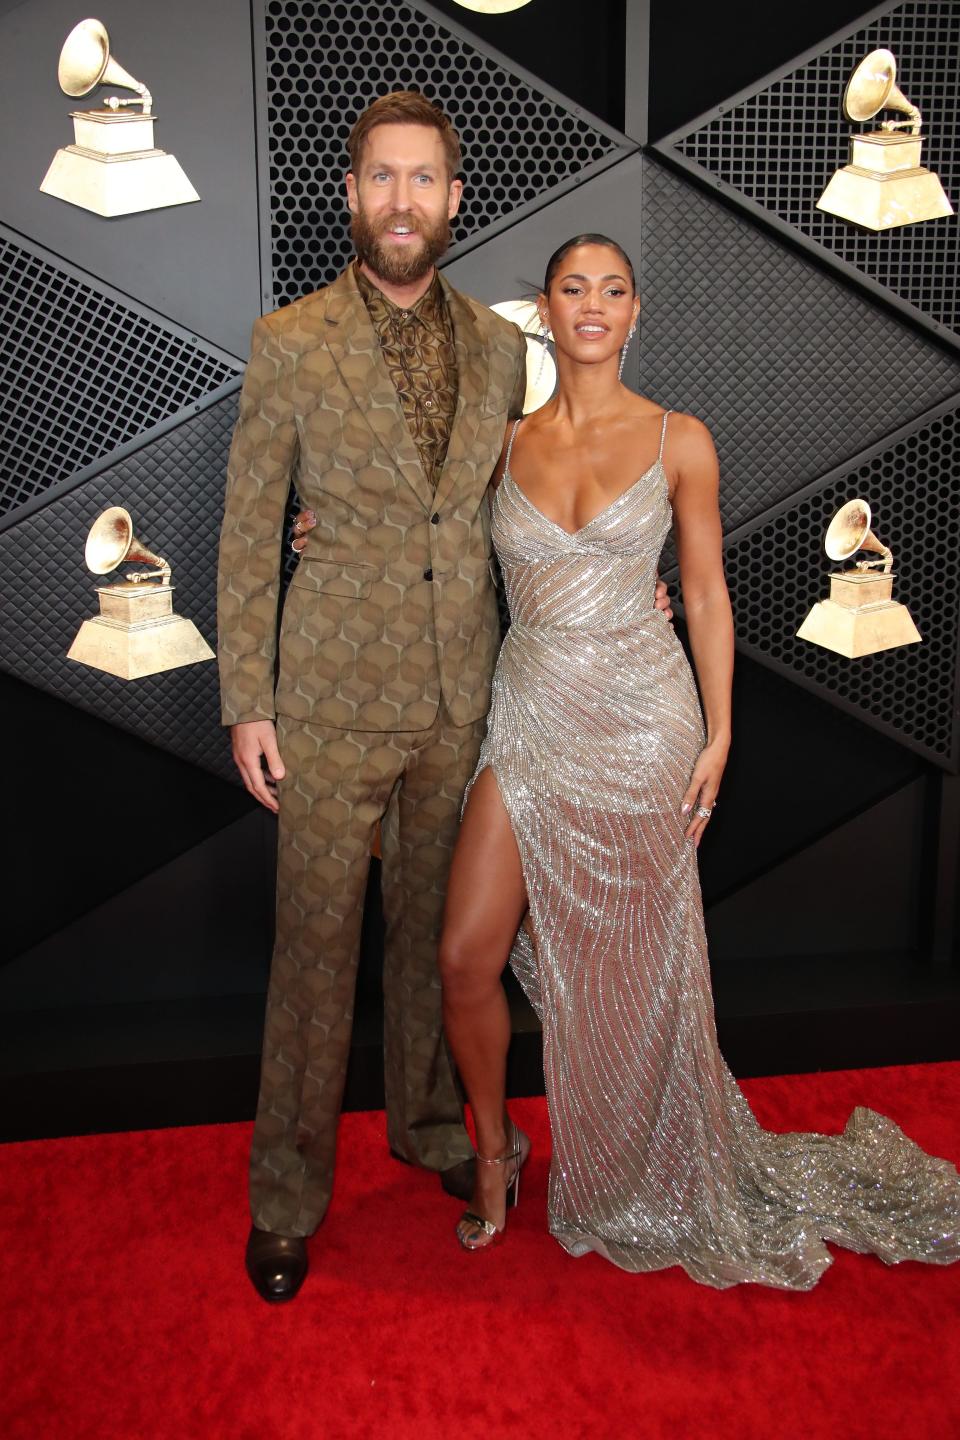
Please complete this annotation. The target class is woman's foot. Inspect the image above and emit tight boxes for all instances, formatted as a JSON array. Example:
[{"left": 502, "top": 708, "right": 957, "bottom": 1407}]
[{"left": 456, "top": 1123, "right": 531, "bottom": 1250}]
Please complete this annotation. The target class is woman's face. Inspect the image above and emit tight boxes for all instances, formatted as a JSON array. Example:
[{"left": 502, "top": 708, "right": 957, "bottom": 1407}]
[{"left": 540, "top": 243, "right": 640, "bottom": 368}]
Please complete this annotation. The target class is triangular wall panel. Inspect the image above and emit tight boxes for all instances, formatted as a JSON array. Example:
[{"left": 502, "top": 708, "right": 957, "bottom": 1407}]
[
  {"left": 0, "top": 393, "right": 240, "bottom": 779},
  {"left": 658, "top": 1, "right": 960, "bottom": 346},
  {"left": 638, "top": 159, "right": 960, "bottom": 534},
  {"left": 722, "top": 396, "right": 960, "bottom": 767},
  {"left": 0, "top": 227, "right": 240, "bottom": 523}
]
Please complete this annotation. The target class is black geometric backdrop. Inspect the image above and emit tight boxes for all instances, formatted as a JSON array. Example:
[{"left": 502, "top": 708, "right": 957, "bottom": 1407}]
[
  {"left": 637, "top": 154, "right": 960, "bottom": 767},
  {"left": 637, "top": 158, "right": 960, "bottom": 535},
  {"left": 723, "top": 396, "right": 960, "bottom": 765},
  {"left": 0, "top": 227, "right": 239, "bottom": 520},
  {"left": 262, "top": 0, "right": 630, "bottom": 306},
  {"left": 0, "top": 391, "right": 239, "bottom": 779},
  {"left": 0, "top": 0, "right": 958, "bottom": 1125},
  {"left": 0, "top": 0, "right": 636, "bottom": 783},
  {"left": 662, "top": 0, "right": 960, "bottom": 344},
  {"left": 2, "top": 0, "right": 958, "bottom": 779}
]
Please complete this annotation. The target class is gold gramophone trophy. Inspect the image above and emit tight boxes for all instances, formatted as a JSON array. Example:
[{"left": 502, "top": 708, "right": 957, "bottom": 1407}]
[
  {"left": 68, "top": 507, "right": 214, "bottom": 679},
  {"left": 40, "top": 18, "right": 199, "bottom": 217},
  {"left": 817, "top": 49, "right": 953, "bottom": 230},
  {"left": 796, "top": 499, "right": 921, "bottom": 658}
]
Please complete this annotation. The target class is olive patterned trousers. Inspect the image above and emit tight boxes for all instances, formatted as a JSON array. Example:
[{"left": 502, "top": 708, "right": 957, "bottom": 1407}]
[{"left": 249, "top": 703, "right": 484, "bottom": 1237}]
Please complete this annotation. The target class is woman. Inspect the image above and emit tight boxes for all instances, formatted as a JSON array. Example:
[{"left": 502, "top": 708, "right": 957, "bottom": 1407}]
[{"left": 437, "top": 234, "right": 960, "bottom": 1289}]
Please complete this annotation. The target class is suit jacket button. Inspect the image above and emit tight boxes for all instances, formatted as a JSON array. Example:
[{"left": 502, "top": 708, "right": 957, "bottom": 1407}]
[
  {"left": 423, "top": 568, "right": 433, "bottom": 582},
  {"left": 431, "top": 512, "right": 440, "bottom": 524}
]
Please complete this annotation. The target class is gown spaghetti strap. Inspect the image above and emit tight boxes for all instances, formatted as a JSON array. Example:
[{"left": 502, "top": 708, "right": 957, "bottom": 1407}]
[{"left": 465, "top": 411, "right": 960, "bottom": 1289}]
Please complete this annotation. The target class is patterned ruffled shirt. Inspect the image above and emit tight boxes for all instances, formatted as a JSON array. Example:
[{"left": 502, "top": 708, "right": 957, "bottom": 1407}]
[{"left": 356, "top": 264, "right": 459, "bottom": 491}]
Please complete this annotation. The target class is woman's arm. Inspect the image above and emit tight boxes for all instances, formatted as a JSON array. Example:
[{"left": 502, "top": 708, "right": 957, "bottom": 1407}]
[
  {"left": 668, "top": 414, "right": 734, "bottom": 846},
  {"left": 488, "top": 424, "right": 513, "bottom": 493}
]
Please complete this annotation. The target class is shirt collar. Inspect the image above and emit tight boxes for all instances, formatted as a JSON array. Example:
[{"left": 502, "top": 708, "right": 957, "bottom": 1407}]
[{"left": 355, "top": 263, "right": 447, "bottom": 332}]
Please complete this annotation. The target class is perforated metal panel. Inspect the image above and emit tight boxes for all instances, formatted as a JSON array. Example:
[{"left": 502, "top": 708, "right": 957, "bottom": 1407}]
[
  {"left": 723, "top": 398, "right": 960, "bottom": 766},
  {"left": 0, "top": 392, "right": 241, "bottom": 779},
  {"left": 637, "top": 158, "right": 960, "bottom": 533},
  {"left": 261, "top": 0, "right": 625, "bottom": 307},
  {"left": 0, "top": 230, "right": 239, "bottom": 521},
  {"left": 662, "top": 1, "right": 960, "bottom": 343}
]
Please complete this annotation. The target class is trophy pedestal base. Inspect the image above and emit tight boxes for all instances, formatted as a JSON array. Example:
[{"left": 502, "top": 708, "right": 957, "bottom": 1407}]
[
  {"left": 68, "top": 585, "right": 214, "bottom": 679},
  {"left": 40, "top": 145, "right": 199, "bottom": 217},
  {"left": 817, "top": 133, "right": 953, "bottom": 230},
  {"left": 797, "top": 595, "right": 921, "bottom": 658}
]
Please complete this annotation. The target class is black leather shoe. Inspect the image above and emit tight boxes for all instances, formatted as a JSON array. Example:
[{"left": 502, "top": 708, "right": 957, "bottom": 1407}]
[
  {"left": 439, "top": 1157, "right": 477, "bottom": 1203},
  {"left": 245, "top": 1225, "right": 308, "bottom": 1304},
  {"left": 391, "top": 1150, "right": 515, "bottom": 1208},
  {"left": 441, "top": 1156, "right": 522, "bottom": 1208},
  {"left": 390, "top": 1148, "right": 479, "bottom": 1204}
]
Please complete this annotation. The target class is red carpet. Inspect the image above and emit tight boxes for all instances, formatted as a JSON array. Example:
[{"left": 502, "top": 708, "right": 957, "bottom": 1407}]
[{"left": 2, "top": 1062, "right": 959, "bottom": 1440}]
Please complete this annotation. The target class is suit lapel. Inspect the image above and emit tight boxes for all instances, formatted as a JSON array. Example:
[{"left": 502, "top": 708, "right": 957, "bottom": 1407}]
[
  {"left": 433, "top": 277, "right": 489, "bottom": 514},
  {"left": 321, "top": 267, "right": 433, "bottom": 513}
]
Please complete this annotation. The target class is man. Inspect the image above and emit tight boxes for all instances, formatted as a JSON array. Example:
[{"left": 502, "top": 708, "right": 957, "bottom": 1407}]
[{"left": 218, "top": 92, "right": 669, "bottom": 1304}]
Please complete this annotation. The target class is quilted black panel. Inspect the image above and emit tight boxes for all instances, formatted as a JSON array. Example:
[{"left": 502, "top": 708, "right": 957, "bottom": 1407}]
[
  {"left": 262, "top": 0, "right": 628, "bottom": 307},
  {"left": 0, "top": 229, "right": 240, "bottom": 520},
  {"left": 665, "top": 0, "right": 960, "bottom": 338},
  {"left": 638, "top": 158, "right": 960, "bottom": 534},
  {"left": 0, "top": 393, "right": 242, "bottom": 779},
  {"left": 723, "top": 398, "right": 960, "bottom": 767}
]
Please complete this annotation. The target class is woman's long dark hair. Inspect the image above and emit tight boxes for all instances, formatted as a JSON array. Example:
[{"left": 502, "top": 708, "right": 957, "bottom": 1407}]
[{"left": 542, "top": 234, "right": 636, "bottom": 295}]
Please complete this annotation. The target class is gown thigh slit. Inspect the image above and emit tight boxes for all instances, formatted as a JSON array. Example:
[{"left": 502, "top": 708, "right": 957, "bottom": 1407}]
[{"left": 468, "top": 414, "right": 960, "bottom": 1290}]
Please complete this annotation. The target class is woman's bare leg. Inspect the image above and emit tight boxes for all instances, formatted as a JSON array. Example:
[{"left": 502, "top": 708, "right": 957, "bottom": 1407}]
[{"left": 439, "top": 768, "right": 529, "bottom": 1235}]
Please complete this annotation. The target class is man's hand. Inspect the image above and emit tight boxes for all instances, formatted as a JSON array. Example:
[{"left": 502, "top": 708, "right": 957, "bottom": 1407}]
[
  {"left": 231, "top": 720, "right": 285, "bottom": 813},
  {"left": 654, "top": 577, "right": 673, "bottom": 622},
  {"left": 291, "top": 508, "right": 316, "bottom": 555}
]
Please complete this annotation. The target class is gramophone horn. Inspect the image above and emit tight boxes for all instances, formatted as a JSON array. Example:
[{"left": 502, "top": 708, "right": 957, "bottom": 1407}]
[
  {"left": 57, "top": 18, "right": 148, "bottom": 108},
  {"left": 84, "top": 507, "right": 169, "bottom": 577},
  {"left": 824, "top": 498, "right": 893, "bottom": 573},
  {"left": 842, "top": 48, "right": 921, "bottom": 133}
]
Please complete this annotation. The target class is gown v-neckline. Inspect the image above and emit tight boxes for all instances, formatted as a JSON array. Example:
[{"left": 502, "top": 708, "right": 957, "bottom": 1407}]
[{"left": 501, "top": 457, "right": 665, "bottom": 540}]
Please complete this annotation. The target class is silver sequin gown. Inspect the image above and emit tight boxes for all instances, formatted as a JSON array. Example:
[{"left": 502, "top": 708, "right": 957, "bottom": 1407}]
[{"left": 469, "top": 413, "right": 960, "bottom": 1290}]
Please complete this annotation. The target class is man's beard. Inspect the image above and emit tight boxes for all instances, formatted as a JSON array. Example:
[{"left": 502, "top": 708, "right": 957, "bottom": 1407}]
[{"left": 351, "top": 206, "right": 452, "bottom": 286}]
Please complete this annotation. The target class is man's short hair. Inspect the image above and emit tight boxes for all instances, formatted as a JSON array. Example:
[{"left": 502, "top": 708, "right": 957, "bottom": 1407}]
[{"left": 347, "top": 91, "right": 462, "bottom": 181}]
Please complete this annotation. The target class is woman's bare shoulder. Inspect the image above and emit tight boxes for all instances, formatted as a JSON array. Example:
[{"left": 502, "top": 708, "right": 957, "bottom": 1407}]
[{"left": 661, "top": 409, "right": 716, "bottom": 462}]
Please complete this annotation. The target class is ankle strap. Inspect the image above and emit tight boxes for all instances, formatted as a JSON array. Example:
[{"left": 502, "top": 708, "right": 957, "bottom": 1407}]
[{"left": 476, "top": 1150, "right": 519, "bottom": 1166}]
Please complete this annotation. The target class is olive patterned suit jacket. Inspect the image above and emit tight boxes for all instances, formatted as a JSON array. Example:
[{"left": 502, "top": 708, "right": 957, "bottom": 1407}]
[{"left": 217, "top": 264, "right": 527, "bottom": 734}]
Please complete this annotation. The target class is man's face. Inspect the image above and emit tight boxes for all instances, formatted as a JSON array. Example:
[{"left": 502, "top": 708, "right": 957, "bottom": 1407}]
[{"left": 346, "top": 123, "right": 464, "bottom": 287}]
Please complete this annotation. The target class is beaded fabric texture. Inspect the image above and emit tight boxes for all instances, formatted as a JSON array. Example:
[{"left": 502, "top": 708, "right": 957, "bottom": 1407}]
[{"left": 468, "top": 412, "right": 960, "bottom": 1289}]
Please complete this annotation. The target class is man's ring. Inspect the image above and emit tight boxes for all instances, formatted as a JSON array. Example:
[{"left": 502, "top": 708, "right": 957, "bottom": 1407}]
[
  {"left": 292, "top": 518, "right": 302, "bottom": 533},
  {"left": 290, "top": 539, "right": 301, "bottom": 557},
  {"left": 695, "top": 805, "right": 712, "bottom": 820}
]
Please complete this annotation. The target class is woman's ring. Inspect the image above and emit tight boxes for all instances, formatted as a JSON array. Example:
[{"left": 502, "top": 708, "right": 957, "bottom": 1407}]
[{"left": 695, "top": 805, "right": 712, "bottom": 820}]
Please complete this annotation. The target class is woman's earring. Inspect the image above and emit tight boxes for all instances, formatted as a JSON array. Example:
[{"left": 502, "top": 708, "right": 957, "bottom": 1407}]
[
  {"left": 618, "top": 325, "right": 637, "bottom": 383},
  {"left": 534, "top": 319, "right": 550, "bottom": 388}
]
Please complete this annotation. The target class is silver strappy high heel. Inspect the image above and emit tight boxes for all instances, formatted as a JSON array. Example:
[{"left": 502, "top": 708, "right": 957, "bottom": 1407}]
[{"left": 456, "top": 1122, "right": 530, "bottom": 1251}]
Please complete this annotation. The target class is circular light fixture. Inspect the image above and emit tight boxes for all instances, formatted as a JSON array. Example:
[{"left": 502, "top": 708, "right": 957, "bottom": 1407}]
[
  {"left": 519, "top": 333, "right": 556, "bottom": 413},
  {"left": 453, "top": 2, "right": 534, "bottom": 14},
  {"left": 489, "top": 299, "right": 551, "bottom": 339},
  {"left": 491, "top": 301, "right": 555, "bottom": 413}
]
